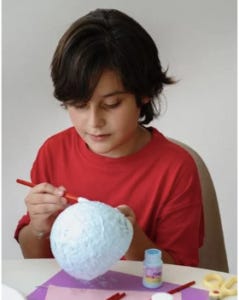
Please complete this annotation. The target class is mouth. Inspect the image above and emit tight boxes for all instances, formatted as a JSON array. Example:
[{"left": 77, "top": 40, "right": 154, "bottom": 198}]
[{"left": 87, "top": 133, "right": 111, "bottom": 142}]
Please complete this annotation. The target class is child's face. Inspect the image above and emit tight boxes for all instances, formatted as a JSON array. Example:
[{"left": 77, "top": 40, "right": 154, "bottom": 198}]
[{"left": 67, "top": 69, "right": 146, "bottom": 158}]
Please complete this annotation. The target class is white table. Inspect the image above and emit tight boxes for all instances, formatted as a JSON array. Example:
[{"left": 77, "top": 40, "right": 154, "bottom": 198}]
[{"left": 2, "top": 259, "right": 237, "bottom": 299}]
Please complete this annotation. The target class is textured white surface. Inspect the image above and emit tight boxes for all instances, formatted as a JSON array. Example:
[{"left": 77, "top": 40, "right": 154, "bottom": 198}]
[{"left": 50, "top": 198, "right": 133, "bottom": 280}]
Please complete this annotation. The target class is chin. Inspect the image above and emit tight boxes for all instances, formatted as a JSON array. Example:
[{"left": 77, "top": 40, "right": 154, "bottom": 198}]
[
  {"left": 91, "top": 147, "right": 120, "bottom": 158},
  {"left": 89, "top": 145, "right": 112, "bottom": 155}
]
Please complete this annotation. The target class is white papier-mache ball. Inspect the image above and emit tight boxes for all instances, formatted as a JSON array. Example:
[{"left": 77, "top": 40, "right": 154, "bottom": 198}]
[{"left": 50, "top": 198, "right": 133, "bottom": 280}]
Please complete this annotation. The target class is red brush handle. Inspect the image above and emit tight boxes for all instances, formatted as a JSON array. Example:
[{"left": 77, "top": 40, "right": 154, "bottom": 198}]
[
  {"left": 16, "top": 178, "right": 78, "bottom": 204},
  {"left": 168, "top": 280, "right": 196, "bottom": 294},
  {"left": 106, "top": 292, "right": 126, "bottom": 300}
]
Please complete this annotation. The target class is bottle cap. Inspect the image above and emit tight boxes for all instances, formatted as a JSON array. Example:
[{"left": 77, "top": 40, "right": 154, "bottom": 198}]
[{"left": 144, "top": 248, "right": 161, "bottom": 264}]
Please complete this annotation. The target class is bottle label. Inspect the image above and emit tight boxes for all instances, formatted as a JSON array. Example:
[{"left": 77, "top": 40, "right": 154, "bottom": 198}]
[{"left": 143, "top": 266, "right": 162, "bottom": 288}]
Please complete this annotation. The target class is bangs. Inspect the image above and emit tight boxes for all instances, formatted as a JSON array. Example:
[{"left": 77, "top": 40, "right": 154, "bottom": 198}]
[{"left": 52, "top": 37, "right": 116, "bottom": 103}]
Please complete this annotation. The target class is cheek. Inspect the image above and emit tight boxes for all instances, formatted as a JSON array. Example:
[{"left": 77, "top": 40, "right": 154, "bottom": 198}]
[
  {"left": 118, "top": 107, "right": 140, "bottom": 127},
  {"left": 68, "top": 111, "right": 84, "bottom": 128}
]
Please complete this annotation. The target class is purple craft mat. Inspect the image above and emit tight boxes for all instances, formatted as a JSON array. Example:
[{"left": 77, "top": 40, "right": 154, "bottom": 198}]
[{"left": 27, "top": 270, "right": 208, "bottom": 300}]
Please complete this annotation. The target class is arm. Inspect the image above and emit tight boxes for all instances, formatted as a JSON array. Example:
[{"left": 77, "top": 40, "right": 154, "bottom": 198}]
[
  {"left": 18, "top": 183, "right": 68, "bottom": 258},
  {"left": 18, "top": 224, "right": 53, "bottom": 258},
  {"left": 125, "top": 222, "right": 175, "bottom": 263},
  {"left": 117, "top": 205, "right": 175, "bottom": 263}
]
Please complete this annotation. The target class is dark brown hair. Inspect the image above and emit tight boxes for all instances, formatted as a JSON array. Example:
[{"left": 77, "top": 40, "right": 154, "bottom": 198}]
[{"left": 51, "top": 9, "right": 175, "bottom": 124}]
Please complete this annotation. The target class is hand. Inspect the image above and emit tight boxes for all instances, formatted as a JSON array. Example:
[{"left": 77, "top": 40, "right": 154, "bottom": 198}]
[
  {"left": 24, "top": 182, "right": 68, "bottom": 236},
  {"left": 116, "top": 204, "right": 136, "bottom": 226}
]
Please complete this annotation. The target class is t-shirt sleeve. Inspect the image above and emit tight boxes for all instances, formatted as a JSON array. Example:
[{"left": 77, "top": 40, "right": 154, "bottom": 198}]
[
  {"left": 155, "top": 153, "right": 204, "bottom": 266},
  {"left": 14, "top": 213, "right": 30, "bottom": 242}
]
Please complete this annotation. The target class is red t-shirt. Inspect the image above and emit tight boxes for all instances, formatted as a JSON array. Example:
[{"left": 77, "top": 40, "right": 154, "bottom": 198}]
[{"left": 15, "top": 127, "right": 204, "bottom": 266}]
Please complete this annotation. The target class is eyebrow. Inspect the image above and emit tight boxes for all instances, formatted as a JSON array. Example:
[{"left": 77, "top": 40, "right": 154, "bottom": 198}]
[{"left": 101, "top": 90, "right": 129, "bottom": 98}]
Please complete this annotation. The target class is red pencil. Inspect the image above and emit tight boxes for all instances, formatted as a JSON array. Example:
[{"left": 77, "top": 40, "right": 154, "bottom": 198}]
[
  {"left": 118, "top": 293, "right": 126, "bottom": 299},
  {"left": 167, "top": 280, "right": 195, "bottom": 294},
  {"left": 106, "top": 293, "right": 119, "bottom": 300},
  {"left": 16, "top": 178, "right": 78, "bottom": 205},
  {"left": 106, "top": 292, "right": 126, "bottom": 300}
]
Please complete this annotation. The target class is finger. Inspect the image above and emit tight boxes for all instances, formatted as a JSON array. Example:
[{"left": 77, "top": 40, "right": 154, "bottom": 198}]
[
  {"left": 25, "top": 195, "right": 66, "bottom": 207},
  {"left": 117, "top": 205, "right": 133, "bottom": 216},
  {"left": 26, "top": 190, "right": 67, "bottom": 206},
  {"left": 116, "top": 205, "right": 136, "bottom": 225},
  {"left": 29, "top": 202, "right": 66, "bottom": 215},
  {"left": 31, "top": 182, "right": 65, "bottom": 197},
  {"left": 29, "top": 210, "right": 63, "bottom": 234}
]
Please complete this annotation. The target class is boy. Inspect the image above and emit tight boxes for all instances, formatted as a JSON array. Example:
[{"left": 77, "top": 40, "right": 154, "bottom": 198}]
[{"left": 15, "top": 8, "right": 204, "bottom": 265}]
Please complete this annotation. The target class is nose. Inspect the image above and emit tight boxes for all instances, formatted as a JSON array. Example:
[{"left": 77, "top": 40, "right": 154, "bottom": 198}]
[{"left": 87, "top": 107, "right": 105, "bottom": 128}]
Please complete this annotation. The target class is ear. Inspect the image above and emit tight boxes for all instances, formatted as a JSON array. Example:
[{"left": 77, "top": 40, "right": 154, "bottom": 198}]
[{"left": 142, "top": 97, "right": 150, "bottom": 104}]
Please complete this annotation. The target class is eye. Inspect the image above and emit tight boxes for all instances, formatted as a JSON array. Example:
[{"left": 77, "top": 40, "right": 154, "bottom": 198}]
[{"left": 103, "top": 99, "right": 121, "bottom": 109}]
